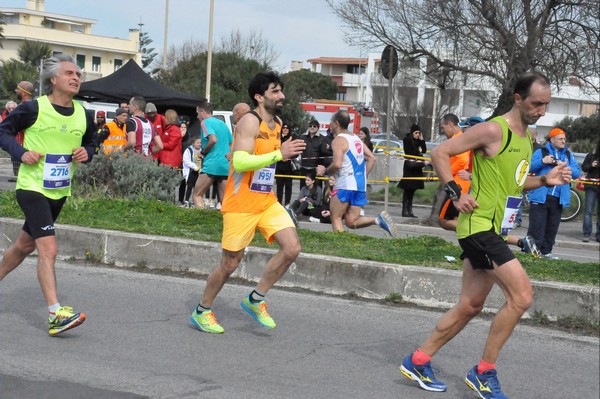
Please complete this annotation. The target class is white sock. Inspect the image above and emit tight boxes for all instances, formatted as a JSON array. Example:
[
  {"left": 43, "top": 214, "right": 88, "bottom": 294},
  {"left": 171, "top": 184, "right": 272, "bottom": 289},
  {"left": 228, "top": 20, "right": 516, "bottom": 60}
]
[{"left": 49, "top": 303, "right": 60, "bottom": 319}]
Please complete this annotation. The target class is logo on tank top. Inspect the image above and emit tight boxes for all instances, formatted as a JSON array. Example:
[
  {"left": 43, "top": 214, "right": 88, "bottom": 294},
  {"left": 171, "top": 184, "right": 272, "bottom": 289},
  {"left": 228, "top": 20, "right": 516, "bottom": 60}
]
[
  {"left": 354, "top": 140, "right": 363, "bottom": 153},
  {"left": 514, "top": 159, "right": 530, "bottom": 187}
]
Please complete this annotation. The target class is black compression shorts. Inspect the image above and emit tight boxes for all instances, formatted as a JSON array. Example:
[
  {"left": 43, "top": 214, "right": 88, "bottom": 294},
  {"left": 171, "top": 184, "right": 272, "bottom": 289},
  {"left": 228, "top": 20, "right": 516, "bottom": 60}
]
[
  {"left": 458, "top": 229, "right": 515, "bottom": 270},
  {"left": 16, "top": 189, "right": 66, "bottom": 239}
]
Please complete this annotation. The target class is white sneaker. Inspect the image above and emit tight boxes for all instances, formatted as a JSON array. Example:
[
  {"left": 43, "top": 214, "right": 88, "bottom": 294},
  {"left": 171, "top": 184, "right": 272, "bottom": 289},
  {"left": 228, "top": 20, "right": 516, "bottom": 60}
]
[
  {"left": 542, "top": 253, "right": 561, "bottom": 260},
  {"left": 309, "top": 216, "right": 320, "bottom": 223},
  {"left": 216, "top": 202, "right": 222, "bottom": 210}
]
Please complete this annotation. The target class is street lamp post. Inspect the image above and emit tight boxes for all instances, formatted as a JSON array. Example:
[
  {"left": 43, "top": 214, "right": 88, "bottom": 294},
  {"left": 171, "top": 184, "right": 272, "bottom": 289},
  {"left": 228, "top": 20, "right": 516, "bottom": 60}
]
[
  {"left": 163, "top": 0, "right": 169, "bottom": 70},
  {"left": 205, "top": 0, "right": 215, "bottom": 102}
]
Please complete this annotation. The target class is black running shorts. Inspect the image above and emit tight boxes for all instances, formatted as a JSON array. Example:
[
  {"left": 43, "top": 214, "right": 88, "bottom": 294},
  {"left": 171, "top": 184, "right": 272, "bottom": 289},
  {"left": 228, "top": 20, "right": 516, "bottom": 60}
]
[
  {"left": 16, "top": 189, "right": 67, "bottom": 239},
  {"left": 458, "top": 229, "right": 516, "bottom": 270},
  {"left": 202, "top": 173, "right": 228, "bottom": 183}
]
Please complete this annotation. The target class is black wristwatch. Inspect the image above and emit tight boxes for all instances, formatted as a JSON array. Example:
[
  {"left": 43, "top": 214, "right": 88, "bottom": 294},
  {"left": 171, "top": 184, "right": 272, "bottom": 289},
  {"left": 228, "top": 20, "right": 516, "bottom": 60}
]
[{"left": 444, "top": 181, "right": 462, "bottom": 201}]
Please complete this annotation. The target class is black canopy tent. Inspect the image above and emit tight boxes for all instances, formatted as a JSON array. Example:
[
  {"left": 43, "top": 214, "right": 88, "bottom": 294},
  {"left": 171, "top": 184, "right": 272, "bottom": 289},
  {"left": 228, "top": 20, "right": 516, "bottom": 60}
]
[{"left": 76, "top": 59, "right": 204, "bottom": 117}]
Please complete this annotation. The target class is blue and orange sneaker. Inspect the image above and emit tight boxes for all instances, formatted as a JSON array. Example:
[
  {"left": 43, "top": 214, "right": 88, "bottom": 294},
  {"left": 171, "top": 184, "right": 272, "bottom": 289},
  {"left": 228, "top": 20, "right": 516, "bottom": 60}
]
[
  {"left": 465, "top": 365, "right": 508, "bottom": 399},
  {"left": 400, "top": 354, "right": 448, "bottom": 392},
  {"left": 48, "top": 306, "right": 86, "bottom": 336},
  {"left": 189, "top": 308, "right": 224, "bottom": 334},
  {"left": 241, "top": 296, "right": 276, "bottom": 329}
]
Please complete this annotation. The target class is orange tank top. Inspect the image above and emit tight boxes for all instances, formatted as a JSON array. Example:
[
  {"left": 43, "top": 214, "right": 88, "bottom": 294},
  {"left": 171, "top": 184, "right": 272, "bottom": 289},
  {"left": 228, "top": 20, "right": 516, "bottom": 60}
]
[{"left": 221, "top": 112, "right": 281, "bottom": 214}]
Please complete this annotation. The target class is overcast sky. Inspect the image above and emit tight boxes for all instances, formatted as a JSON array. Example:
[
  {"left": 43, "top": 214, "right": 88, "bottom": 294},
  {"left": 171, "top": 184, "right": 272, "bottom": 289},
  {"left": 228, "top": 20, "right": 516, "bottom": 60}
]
[{"left": 1, "top": 0, "right": 380, "bottom": 71}]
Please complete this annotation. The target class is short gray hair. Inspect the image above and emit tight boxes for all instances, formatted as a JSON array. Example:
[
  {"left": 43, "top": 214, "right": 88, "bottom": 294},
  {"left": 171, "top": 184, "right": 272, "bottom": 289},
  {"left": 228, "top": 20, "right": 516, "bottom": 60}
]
[{"left": 41, "top": 54, "right": 78, "bottom": 95}]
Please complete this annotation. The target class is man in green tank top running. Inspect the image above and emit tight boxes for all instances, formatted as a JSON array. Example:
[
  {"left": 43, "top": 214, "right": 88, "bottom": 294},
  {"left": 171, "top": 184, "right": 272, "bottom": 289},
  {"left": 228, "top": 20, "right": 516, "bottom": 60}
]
[
  {"left": 0, "top": 55, "right": 97, "bottom": 336},
  {"left": 399, "top": 72, "right": 573, "bottom": 399}
]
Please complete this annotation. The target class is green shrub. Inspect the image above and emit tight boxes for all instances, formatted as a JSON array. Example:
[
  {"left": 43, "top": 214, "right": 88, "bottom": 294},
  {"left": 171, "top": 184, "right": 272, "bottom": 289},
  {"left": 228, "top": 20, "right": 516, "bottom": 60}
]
[{"left": 73, "top": 151, "right": 181, "bottom": 201}]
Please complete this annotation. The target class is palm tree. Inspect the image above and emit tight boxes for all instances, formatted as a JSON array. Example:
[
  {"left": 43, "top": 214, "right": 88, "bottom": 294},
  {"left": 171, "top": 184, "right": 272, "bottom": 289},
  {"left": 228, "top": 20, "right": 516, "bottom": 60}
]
[
  {"left": 0, "top": 13, "right": 6, "bottom": 48},
  {"left": 0, "top": 41, "right": 50, "bottom": 98},
  {"left": 18, "top": 40, "right": 52, "bottom": 67}
]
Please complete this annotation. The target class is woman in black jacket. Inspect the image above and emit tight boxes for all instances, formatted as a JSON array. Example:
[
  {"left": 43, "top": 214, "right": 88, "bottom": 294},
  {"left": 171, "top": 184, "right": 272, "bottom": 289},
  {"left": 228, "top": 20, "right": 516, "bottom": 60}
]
[
  {"left": 276, "top": 123, "right": 295, "bottom": 206},
  {"left": 398, "top": 124, "right": 427, "bottom": 217}
]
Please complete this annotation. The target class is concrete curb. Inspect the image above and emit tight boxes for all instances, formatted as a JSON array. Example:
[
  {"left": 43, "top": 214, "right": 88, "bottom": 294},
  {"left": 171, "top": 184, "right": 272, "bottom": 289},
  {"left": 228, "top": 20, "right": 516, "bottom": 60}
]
[{"left": 1, "top": 217, "right": 598, "bottom": 322}]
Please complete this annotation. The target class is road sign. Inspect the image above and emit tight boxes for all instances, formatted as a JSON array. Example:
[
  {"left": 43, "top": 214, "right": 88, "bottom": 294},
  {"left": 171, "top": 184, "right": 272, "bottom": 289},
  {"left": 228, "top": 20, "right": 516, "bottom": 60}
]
[{"left": 381, "top": 45, "right": 398, "bottom": 80}]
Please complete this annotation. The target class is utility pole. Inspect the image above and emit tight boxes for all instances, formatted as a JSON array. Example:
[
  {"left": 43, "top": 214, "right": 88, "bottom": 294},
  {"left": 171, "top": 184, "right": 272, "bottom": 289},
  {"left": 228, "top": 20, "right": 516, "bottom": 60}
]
[
  {"left": 205, "top": 0, "right": 215, "bottom": 102},
  {"left": 162, "top": 0, "right": 169, "bottom": 70}
]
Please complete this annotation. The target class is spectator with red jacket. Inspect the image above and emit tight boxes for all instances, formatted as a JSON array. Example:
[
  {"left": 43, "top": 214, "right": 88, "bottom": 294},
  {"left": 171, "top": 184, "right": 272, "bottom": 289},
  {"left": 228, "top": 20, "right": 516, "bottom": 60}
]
[{"left": 159, "top": 109, "right": 183, "bottom": 168}]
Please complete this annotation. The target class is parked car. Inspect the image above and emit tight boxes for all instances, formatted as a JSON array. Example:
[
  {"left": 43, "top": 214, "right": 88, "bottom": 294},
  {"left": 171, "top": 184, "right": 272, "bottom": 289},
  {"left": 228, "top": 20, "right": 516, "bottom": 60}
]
[
  {"left": 371, "top": 138, "right": 404, "bottom": 155},
  {"left": 572, "top": 152, "right": 586, "bottom": 168},
  {"left": 371, "top": 132, "right": 401, "bottom": 141}
]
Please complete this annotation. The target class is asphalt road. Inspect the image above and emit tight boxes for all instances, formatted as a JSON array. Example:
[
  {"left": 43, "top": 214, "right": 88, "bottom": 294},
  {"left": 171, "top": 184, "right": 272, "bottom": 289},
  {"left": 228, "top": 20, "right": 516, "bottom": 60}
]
[{"left": 0, "top": 259, "right": 598, "bottom": 399}]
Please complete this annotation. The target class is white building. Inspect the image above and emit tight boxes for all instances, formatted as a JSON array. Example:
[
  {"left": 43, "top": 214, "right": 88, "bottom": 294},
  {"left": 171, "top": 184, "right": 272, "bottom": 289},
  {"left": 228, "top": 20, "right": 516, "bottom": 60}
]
[
  {"left": 0, "top": 0, "right": 141, "bottom": 84},
  {"left": 308, "top": 54, "right": 599, "bottom": 139}
]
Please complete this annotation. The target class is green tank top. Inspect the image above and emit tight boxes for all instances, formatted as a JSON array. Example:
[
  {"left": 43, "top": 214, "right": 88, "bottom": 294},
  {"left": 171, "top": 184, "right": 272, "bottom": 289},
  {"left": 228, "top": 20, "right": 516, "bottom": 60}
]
[
  {"left": 456, "top": 116, "right": 533, "bottom": 239},
  {"left": 17, "top": 96, "right": 87, "bottom": 199}
]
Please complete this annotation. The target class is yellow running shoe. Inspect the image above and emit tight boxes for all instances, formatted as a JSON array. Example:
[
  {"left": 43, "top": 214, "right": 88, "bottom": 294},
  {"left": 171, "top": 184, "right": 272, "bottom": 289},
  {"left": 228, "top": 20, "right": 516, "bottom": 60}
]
[
  {"left": 189, "top": 308, "right": 224, "bottom": 334},
  {"left": 48, "top": 306, "right": 86, "bottom": 336},
  {"left": 241, "top": 296, "right": 276, "bottom": 329}
]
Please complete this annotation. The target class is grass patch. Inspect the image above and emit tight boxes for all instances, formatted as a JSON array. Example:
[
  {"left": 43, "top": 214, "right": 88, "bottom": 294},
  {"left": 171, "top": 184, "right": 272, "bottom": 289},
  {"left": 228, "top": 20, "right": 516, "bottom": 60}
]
[
  {"left": 369, "top": 183, "right": 440, "bottom": 205},
  {"left": 0, "top": 191, "right": 597, "bottom": 286}
]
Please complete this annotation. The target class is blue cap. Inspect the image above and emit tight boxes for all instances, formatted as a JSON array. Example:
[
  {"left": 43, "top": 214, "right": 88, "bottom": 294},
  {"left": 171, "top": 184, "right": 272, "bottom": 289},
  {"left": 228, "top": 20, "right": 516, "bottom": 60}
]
[{"left": 458, "top": 116, "right": 484, "bottom": 128}]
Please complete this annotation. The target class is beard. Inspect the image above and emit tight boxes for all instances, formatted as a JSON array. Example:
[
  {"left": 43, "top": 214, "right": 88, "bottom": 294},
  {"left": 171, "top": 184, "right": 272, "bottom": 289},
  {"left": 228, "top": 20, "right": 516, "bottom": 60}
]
[{"left": 264, "top": 98, "right": 284, "bottom": 115}]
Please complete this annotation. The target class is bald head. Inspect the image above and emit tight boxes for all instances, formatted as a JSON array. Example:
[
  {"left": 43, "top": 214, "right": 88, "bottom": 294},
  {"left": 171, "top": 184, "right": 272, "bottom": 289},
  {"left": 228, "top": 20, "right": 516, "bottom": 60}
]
[
  {"left": 16, "top": 81, "right": 34, "bottom": 102},
  {"left": 232, "top": 102, "right": 251, "bottom": 124}
]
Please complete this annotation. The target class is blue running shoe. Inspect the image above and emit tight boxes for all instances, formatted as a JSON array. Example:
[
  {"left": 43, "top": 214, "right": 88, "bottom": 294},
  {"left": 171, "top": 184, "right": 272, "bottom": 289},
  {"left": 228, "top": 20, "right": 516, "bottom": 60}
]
[
  {"left": 285, "top": 207, "right": 298, "bottom": 227},
  {"left": 520, "top": 235, "right": 540, "bottom": 257},
  {"left": 376, "top": 211, "right": 398, "bottom": 238},
  {"left": 400, "top": 354, "right": 448, "bottom": 392},
  {"left": 465, "top": 365, "right": 508, "bottom": 399}
]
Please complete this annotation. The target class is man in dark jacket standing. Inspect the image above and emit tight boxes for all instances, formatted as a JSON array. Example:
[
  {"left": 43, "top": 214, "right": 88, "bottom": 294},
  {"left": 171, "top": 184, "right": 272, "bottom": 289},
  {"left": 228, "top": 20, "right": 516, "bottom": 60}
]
[{"left": 299, "top": 119, "right": 325, "bottom": 189}]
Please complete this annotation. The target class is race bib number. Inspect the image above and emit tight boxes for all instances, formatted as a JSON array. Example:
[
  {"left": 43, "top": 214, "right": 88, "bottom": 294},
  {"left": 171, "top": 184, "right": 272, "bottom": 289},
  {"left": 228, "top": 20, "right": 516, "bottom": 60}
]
[
  {"left": 501, "top": 196, "right": 522, "bottom": 236},
  {"left": 43, "top": 154, "right": 72, "bottom": 189},
  {"left": 250, "top": 163, "right": 276, "bottom": 193}
]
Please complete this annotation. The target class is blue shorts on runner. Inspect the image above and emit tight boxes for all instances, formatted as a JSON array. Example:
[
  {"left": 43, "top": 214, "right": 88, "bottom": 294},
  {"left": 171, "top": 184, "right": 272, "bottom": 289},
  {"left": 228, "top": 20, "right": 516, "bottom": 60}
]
[{"left": 332, "top": 189, "right": 368, "bottom": 207}]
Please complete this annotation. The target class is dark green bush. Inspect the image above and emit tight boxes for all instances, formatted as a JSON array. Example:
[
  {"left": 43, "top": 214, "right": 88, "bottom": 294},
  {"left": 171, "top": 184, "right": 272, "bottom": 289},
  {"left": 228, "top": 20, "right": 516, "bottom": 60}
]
[{"left": 73, "top": 151, "right": 181, "bottom": 201}]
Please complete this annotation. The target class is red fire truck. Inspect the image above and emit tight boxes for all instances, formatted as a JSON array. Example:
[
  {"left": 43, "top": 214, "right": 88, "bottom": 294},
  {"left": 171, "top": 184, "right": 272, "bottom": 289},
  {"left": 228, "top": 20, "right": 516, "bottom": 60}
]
[{"left": 300, "top": 100, "right": 380, "bottom": 135}]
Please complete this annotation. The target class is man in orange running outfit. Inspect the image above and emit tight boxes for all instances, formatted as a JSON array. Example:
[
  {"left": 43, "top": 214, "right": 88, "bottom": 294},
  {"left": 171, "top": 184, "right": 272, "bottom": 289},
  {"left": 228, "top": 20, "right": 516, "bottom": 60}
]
[{"left": 189, "top": 71, "right": 306, "bottom": 333}]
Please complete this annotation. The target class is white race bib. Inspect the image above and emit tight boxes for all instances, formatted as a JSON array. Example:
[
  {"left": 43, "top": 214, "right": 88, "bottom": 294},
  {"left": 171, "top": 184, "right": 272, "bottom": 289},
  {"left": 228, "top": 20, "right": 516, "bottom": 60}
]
[
  {"left": 250, "top": 163, "right": 276, "bottom": 193},
  {"left": 501, "top": 196, "right": 522, "bottom": 236},
  {"left": 43, "top": 153, "right": 72, "bottom": 189}
]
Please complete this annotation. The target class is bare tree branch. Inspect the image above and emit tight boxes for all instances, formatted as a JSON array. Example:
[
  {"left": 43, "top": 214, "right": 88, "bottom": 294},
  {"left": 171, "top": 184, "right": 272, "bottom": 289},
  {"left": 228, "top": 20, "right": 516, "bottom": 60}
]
[{"left": 326, "top": 0, "right": 599, "bottom": 116}]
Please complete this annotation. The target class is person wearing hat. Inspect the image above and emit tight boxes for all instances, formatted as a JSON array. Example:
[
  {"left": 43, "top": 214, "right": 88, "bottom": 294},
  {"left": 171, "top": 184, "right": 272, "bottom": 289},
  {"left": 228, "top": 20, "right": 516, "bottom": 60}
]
[
  {"left": 124, "top": 96, "right": 163, "bottom": 156},
  {"left": 398, "top": 123, "right": 427, "bottom": 217},
  {"left": 299, "top": 119, "right": 326, "bottom": 190},
  {"left": 94, "top": 110, "right": 107, "bottom": 134},
  {"left": 99, "top": 107, "right": 129, "bottom": 153},
  {"left": 527, "top": 127, "right": 581, "bottom": 259},
  {"left": 145, "top": 102, "right": 167, "bottom": 160}
]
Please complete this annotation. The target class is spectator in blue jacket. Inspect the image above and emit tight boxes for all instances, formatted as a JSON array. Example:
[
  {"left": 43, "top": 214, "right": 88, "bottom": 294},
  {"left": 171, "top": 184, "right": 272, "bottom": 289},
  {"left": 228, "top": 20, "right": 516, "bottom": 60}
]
[{"left": 527, "top": 128, "right": 581, "bottom": 259}]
